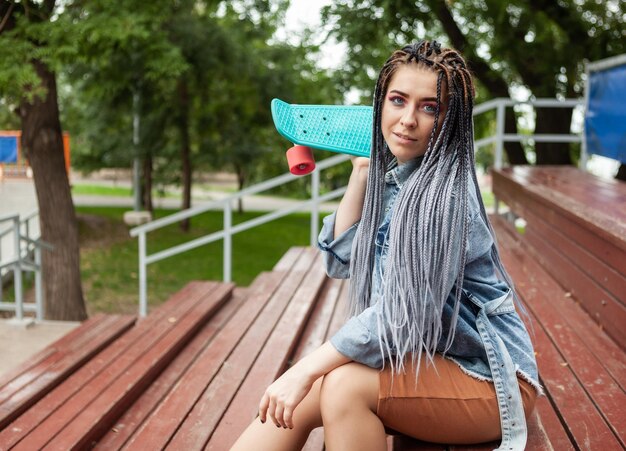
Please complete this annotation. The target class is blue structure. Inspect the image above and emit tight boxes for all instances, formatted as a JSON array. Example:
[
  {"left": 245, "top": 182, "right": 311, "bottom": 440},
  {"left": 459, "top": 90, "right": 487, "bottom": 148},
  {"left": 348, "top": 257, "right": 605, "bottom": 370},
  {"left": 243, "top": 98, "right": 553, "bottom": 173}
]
[
  {"left": 584, "top": 54, "right": 626, "bottom": 164},
  {"left": 0, "top": 136, "right": 18, "bottom": 164}
]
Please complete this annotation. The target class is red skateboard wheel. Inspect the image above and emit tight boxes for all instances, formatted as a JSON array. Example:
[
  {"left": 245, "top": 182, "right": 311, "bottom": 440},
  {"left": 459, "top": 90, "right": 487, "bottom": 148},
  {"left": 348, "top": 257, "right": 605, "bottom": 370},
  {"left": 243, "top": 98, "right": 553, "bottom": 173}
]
[{"left": 286, "top": 145, "right": 315, "bottom": 175}]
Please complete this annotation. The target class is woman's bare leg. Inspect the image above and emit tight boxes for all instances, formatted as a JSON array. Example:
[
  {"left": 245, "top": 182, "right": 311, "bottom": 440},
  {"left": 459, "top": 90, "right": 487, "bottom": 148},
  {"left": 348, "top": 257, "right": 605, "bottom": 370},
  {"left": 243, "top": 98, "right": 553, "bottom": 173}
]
[
  {"left": 320, "top": 362, "right": 385, "bottom": 451},
  {"left": 230, "top": 377, "right": 324, "bottom": 451}
]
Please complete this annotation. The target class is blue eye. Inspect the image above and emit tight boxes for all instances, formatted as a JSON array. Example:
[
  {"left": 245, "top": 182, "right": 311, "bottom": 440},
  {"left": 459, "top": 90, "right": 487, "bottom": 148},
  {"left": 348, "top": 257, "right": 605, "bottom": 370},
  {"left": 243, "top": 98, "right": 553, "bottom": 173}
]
[
  {"left": 388, "top": 96, "right": 405, "bottom": 106},
  {"left": 423, "top": 103, "right": 437, "bottom": 114}
]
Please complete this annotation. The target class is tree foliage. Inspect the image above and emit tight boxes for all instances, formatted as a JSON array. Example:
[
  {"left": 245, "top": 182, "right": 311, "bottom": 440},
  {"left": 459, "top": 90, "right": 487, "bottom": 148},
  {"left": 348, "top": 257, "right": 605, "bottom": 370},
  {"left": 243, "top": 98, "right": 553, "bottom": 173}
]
[{"left": 322, "top": 0, "right": 625, "bottom": 172}]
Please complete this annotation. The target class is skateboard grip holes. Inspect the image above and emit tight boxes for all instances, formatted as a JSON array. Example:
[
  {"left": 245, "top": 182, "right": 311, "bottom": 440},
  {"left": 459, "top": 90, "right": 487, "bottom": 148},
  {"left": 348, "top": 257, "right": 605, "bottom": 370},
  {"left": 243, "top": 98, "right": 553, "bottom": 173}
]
[{"left": 303, "top": 130, "right": 307, "bottom": 134}]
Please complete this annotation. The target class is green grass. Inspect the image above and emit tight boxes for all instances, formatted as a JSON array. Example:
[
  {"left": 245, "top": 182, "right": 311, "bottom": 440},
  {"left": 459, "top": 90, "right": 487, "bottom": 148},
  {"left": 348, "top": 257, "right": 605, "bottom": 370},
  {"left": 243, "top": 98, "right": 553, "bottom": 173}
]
[
  {"left": 72, "top": 185, "right": 133, "bottom": 197},
  {"left": 76, "top": 206, "right": 318, "bottom": 315}
]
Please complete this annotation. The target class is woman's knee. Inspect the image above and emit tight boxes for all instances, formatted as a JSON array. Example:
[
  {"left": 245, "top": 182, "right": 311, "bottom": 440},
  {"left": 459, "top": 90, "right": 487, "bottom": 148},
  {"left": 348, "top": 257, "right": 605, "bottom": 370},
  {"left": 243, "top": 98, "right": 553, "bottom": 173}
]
[{"left": 320, "top": 363, "right": 379, "bottom": 419}]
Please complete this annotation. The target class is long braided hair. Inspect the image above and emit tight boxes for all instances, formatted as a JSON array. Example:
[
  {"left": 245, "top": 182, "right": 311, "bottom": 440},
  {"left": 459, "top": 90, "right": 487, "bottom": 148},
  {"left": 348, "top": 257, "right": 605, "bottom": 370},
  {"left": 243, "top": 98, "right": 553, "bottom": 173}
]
[{"left": 348, "top": 41, "right": 517, "bottom": 375}]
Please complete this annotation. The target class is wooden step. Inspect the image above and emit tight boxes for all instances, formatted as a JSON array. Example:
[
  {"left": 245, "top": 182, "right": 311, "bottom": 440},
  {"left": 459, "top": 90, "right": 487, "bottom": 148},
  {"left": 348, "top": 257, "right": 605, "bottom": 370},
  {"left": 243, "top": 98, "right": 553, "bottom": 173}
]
[
  {"left": 0, "top": 313, "right": 135, "bottom": 431},
  {"left": 2, "top": 281, "right": 232, "bottom": 449}
]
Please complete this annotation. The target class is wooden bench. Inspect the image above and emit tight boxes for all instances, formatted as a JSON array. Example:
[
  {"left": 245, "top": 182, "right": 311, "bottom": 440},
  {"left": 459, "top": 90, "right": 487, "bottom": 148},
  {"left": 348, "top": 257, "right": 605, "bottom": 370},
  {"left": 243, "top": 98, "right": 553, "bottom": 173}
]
[
  {"left": 0, "top": 280, "right": 233, "bottom": 449},
  {"left": 0, "top": 313, "right": 135, "bottom": 431},
  {"left": 492, "top": 165, "right": 626, "bottom": 347},
  {"left": 1, "top": 164, "right": 624, "bottom": 449}
]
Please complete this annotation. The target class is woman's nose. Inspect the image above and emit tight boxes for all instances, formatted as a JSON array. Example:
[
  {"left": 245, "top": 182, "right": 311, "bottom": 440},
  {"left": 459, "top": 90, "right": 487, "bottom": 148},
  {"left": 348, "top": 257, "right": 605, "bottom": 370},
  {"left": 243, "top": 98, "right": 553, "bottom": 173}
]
[{"left": 400, "top": 110, "right": 417, "bottom": 128}]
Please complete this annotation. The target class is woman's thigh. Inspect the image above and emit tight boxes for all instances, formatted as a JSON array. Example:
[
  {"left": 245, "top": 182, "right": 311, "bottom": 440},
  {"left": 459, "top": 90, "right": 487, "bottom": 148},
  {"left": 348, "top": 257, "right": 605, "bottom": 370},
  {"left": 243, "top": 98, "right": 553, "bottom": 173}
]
[
  {"left": 377, "top": 355, "right": 534, "bottom": 445},
  {"left": 321, "top": 362, "right": 380, "bottom": 415}
]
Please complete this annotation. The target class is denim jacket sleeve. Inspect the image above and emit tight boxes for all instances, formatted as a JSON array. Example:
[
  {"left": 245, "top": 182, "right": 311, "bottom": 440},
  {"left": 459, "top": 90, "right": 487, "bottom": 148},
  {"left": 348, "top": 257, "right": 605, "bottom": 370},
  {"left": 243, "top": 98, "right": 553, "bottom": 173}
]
[
  {"left": 317, "top": 212, "right": 359, "bottom": 279},
  {"left": 330, "top": 300, "right": 386, "bottom": 368}
]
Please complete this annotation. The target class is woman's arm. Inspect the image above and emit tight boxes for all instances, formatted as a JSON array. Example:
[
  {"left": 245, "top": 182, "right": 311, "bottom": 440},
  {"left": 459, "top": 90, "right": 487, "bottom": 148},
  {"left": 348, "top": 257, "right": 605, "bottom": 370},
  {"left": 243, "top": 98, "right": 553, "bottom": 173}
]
[
  {"left": 333, "top": 157, "right": 369, "bottom": 236},
  {"left": 258, "top": 342, "right": 350, "bottom": 429}
]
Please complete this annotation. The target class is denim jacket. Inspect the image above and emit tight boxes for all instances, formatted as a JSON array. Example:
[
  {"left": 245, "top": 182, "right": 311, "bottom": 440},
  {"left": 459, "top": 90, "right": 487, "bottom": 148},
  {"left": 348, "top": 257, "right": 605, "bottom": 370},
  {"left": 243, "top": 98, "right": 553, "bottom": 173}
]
[{"left": 318, "top": 158, "right": 541, "bottom": 450}]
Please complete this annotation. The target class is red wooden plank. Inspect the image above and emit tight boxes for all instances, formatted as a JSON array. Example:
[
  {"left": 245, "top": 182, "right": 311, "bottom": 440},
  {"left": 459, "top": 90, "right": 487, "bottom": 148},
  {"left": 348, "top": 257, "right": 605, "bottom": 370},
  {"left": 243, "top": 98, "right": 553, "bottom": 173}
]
[
  {"left": 205, "top": 252, "right": 328, "bottom": 450},
  {"left": 119, "top": 271, "right": 287, "bottom": 450},
  {"left": 497, "top": 166, "right": 626, "bottom": 232},
  {"left": 38, "top": 282, "right": 233, "bottom": 450},
  {"left": 274, "top": 246, "right": 306, "bottom": 271},
  {"left": 291, "top": 277, "right": 343, "bottom": 362},
  {"left": 531, "top": 392, "right": 575, "bottom": 450},
  {"left": 0, "top": 283, "right": 213, "bottom": 447},
  {"left": 122, "top": 252, "right": 314, "bottom": 450},
  {"left": 325, "top": 279, "right": 350, "bottom": 338},
  {"left": 0, "top": 314, "right": 135, "bottom": 431},
  {"left": 523, "top": 205, "right": 626, "bottom": 302},
  {"left": 390, "top": 435, "right": 446, "bottom": 450},
  {"left": 524, "top": 227, "right": 626, "bottom": 347},
  {"left": 95, "top": 283, "right": 247, "bottom": 449},
  {"left": 492, "top": 170, "right": 626, "bottom": 276},
  {"left": 495, "top": 221, "right": 626, "bottom": 446},
  {"left": 492, "top": 217, "right": 626, "bottom": 391},
  {"left": 292, "top": 278, "right": 343, "bottom": 451},
  {"left": 495, "top": 223, "right": 623, "bottom": 449}
]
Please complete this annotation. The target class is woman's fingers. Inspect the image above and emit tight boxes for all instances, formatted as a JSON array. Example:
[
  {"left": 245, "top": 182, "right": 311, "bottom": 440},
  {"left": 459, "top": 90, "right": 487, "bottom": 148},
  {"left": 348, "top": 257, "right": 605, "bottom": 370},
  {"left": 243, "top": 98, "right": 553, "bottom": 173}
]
[
  {"left": 274, "top": 403, "right": 286, "bottom": 428},
  {"left": 267, "top": 397, "right": 279, "bottom": 427},
  {"left": 283, "top": 402, "right": 295, "bottom": 429},
  {"left": 258, "top": 392, "right": 269, "bottom": 423}
]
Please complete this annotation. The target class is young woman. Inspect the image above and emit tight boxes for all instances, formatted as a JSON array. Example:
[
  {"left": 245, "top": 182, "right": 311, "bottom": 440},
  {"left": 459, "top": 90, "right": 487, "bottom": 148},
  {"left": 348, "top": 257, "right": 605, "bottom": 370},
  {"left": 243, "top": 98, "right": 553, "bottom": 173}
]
[{"left": 231, "top": 40, "right": 540, "bottom": 451}]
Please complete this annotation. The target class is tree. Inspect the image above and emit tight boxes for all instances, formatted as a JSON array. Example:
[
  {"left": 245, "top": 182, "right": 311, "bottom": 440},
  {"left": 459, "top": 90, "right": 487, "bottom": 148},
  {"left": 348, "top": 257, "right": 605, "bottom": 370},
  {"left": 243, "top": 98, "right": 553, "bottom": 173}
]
[
  {"left": 0, "top": 0, "right": 186, "bottom": 319},
  {"left": 322, "top": 0, "right": 625, "bottom": 176},
  {"left": 0, "top": 0, "right": 86, "bottom": 320}
]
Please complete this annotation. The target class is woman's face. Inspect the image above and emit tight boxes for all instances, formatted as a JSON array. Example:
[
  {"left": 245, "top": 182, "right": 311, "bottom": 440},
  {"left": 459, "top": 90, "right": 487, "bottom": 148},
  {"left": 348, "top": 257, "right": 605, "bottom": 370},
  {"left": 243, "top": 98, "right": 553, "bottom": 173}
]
[{"left": 381, "top": 64, "right": 447, "bottom": 164}]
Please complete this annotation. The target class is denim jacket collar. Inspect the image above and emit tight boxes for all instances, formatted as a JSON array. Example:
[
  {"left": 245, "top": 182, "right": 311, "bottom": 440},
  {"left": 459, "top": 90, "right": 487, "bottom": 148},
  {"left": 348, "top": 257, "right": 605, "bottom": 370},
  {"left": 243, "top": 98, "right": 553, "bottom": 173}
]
[{"left": 384, "top": 156, "right": 424, "bottom": 188}]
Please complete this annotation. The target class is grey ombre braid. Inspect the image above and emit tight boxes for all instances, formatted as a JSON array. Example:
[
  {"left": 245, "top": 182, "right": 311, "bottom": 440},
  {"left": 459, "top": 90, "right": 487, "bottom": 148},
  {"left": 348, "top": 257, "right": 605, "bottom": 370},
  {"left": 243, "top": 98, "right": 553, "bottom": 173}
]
[{"left": 348, "top": 41, "right": 519, "bottom": 375}]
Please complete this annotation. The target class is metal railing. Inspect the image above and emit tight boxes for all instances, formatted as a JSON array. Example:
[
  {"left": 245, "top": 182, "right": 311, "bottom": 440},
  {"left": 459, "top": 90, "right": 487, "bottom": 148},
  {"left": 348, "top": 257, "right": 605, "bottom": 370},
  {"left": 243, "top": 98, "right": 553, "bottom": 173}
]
[
  {"left": 0, "top": 210, "right": 51, "bottom": 320},
  {"left": 130, "top": 153, "right": 350, "bottom": 316},
  {"left": 131, "top": 97, "right": 584, "bottom": 316}
]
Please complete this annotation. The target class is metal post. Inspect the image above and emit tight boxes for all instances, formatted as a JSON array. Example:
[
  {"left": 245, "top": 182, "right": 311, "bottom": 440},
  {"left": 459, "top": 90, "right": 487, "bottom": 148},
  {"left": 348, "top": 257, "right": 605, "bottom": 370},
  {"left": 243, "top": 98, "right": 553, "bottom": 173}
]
[
  {"left": 12, "top": 217, "right": 23, "bottom": 320},
  {"left": 139, "top": 232, "right": 147, "bottom": 317},
  {"left": 580, "top": 63, "right": 591, "bottom": 171},
  {"left": 493, "top": 101, "right": 506, "bottom": 215},
  {"left": 310, "top": 168, "right": 320, "bottom": 247},
  {"left": 35, "top": 246, "right": 43, "bottom": 320},
  {"left": 223, "top": 202, "right": 232, "bottom": 283},
  {"left": 495, "top": 101, "right": 506, "bottom": 170}
]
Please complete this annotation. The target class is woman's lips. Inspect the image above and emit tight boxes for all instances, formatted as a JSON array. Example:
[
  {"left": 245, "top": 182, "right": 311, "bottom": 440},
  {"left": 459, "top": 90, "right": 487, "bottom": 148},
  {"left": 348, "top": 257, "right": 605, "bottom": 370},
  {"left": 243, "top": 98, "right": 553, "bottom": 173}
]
[{"left": 393, "top": 132, "right": 417, "bottom": 143}]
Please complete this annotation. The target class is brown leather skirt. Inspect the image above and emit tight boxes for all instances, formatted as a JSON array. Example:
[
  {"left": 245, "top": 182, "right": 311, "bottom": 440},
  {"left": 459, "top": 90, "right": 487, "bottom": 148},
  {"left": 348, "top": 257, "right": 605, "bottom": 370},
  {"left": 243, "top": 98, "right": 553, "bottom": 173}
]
[{"left": 377, "top": 354, "right": 537, "bottom": 445}]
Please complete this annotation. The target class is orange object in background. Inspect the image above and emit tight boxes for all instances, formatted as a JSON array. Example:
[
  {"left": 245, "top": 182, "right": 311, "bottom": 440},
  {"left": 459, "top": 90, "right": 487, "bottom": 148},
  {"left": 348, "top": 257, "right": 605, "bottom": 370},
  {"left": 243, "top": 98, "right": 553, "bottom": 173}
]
[{"left": 0, "top": 130, "right": 71, "bottom": 178}]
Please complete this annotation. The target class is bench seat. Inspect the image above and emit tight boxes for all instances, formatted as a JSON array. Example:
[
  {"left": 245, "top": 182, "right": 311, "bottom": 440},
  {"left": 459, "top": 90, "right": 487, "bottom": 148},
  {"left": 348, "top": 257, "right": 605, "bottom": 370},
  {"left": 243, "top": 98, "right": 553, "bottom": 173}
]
[
  {"left": 0, "top": 281, "right": 233, "bottom": 449},
  {"left": 2, "top": 163, "right": 624, "bottom": 449},
  {"left": 0, "top": 313, "right": 135, "bottom": 431},
  {"left": 492, "top": 165, "right": 626, "bottom": 348}
]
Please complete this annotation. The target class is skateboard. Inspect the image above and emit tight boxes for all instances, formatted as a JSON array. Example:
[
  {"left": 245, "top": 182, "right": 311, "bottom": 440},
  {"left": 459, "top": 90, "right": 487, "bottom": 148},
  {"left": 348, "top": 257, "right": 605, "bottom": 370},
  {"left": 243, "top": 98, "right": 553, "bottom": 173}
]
[{"left": 271, "top": 98, "right": 373, "bottom": 175}]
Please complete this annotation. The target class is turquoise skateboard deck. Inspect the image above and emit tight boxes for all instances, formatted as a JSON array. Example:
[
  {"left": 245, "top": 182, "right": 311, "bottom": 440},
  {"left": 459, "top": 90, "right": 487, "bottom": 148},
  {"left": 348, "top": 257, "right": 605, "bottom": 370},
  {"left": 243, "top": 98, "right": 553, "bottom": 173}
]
[{"left": 271, "top": 99, "right": 373, "bottom": 158}]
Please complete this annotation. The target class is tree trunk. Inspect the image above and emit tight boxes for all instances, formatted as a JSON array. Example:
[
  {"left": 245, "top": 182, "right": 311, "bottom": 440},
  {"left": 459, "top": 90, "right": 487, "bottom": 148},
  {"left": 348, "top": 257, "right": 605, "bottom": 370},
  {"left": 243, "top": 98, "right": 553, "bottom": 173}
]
[
  {"left": 504, "top": 110, "right": 529, "bottom": 164},
  {"left": 235, "top": 163, "right": 245, "bottom": 214},
  {"left": 19, "top": 60, "right": 87, "bottom": 320},
  {"left": 431, "top": 0, "right": 528, "bottom": 165},
  {"left": 178, "top": 79, "right": 192, "bottom": 232},
  {"left": 534, "top": 108, "right": 573, "bottom": 165},
  {"left": 143, "top": 153, "right": 153, "bottom": 212}
]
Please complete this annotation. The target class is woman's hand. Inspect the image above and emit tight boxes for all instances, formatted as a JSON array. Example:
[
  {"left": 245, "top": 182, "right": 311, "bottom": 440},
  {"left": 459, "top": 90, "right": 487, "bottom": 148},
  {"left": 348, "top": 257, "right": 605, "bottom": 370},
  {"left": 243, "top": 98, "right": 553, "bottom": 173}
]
[
  {"left": 258, "top": 363, "right": 315, "bottom": 429},
  {"left": 258, "top": 342, "right": 350, "bottom": 429},
  {"left": 351, "top": 156, "right": 370, "bottom": 171}
]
